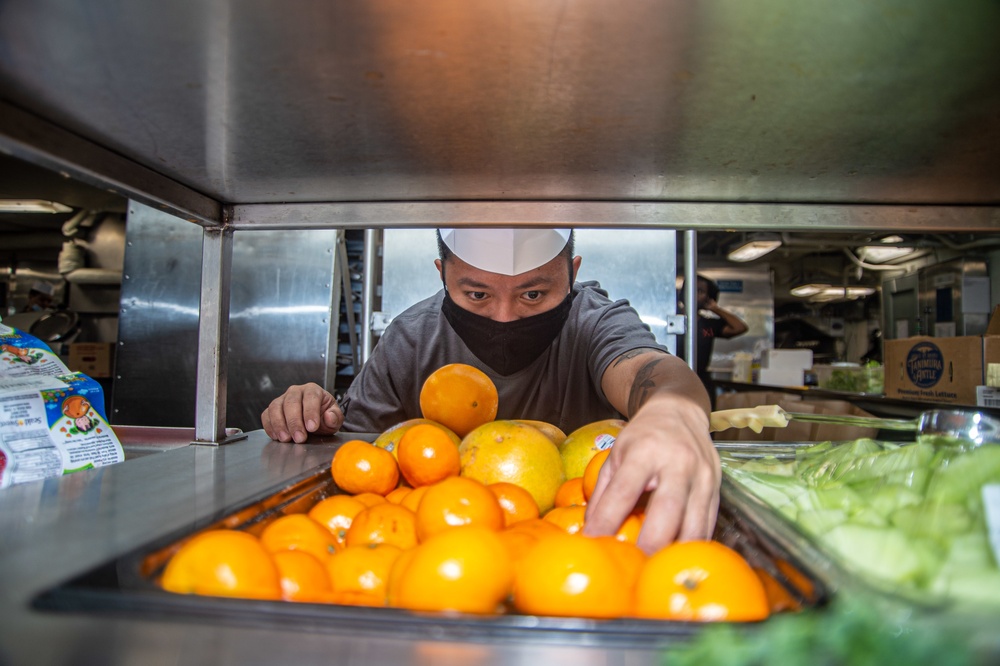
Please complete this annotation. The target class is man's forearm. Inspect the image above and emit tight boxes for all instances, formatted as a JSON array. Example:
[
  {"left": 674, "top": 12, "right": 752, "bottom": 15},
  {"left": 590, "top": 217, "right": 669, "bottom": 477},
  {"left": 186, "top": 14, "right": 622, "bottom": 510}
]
[{"left": 605, "top": 351, "right": 710, "bottom": 419}]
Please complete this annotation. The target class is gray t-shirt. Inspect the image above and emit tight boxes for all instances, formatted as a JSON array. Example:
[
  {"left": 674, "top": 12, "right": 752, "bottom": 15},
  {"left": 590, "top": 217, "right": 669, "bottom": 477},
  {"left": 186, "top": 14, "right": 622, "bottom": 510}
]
[{"left": 342, "top": 281, "right": 668, "bottom": 435}]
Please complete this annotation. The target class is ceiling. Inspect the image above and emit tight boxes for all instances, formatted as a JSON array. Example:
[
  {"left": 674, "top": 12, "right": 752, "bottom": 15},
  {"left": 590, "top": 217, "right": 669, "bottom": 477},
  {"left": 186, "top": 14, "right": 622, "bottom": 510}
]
[
  {"left": 1, "top": 1, "right": 998, "bottom": 307},
  {"left": 1, "top": 1, "right": 999, "bottom": 215}
]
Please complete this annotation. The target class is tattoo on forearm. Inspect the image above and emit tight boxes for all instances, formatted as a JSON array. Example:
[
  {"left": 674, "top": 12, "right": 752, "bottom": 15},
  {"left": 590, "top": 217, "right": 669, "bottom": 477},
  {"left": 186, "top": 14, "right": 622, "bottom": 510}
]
[
  {"left": 627, "top": 358, "right": 664, "bottom": 416},
  {"left": 612, "top": 349, "right": 648, "bottom": 367}
]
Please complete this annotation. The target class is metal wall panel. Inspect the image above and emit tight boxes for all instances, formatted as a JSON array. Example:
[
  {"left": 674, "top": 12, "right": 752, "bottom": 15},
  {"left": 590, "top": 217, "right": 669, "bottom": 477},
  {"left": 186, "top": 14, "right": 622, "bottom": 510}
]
[
  {"left": 380, "top": 228, "right": 678, "bottom": 349},
  {"left": 115, "top": 203, "right": 340, "bottom": 430},
  {"left": 687, "top": 265, "right": 775, "bottom": 375}
]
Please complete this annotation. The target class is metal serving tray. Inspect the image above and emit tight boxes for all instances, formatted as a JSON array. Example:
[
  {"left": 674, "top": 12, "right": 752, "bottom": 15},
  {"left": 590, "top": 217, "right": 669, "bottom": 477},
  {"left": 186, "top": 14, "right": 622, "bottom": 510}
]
[{"left": 32, "top": 462, "right": 830, "bottom": 647}]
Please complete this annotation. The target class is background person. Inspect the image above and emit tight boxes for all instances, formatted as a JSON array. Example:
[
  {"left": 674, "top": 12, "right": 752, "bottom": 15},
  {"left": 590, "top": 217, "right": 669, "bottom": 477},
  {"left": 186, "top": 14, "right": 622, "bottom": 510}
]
[
  {"left": 679, "top": 275, "right": 748, "bottom": 408},
  {"left": 21, "top": 281, "right": 56, "bottom": 312},
  {"left": 262, "top": 228, "right": 720, "bottom": 553}
]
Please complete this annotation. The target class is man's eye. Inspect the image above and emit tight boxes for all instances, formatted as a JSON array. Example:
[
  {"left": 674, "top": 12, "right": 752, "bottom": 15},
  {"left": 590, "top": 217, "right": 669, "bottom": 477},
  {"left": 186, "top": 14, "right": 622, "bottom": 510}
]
[
  {"left": 523, "top": 291, "right": 543, "bottom": 301},
  {"left": 467, "top": 291, "right": 487, "bottom": 301}
]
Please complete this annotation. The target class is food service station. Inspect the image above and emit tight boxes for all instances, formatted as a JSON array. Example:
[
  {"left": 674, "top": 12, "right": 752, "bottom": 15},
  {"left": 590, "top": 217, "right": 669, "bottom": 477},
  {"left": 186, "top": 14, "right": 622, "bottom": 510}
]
[{"left": 1, "top": 1, "right": 1000, "bottom": 664}]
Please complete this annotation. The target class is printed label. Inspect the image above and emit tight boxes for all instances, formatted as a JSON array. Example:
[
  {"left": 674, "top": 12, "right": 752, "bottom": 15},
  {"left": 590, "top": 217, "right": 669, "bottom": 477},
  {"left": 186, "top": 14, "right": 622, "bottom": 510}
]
[
  {"left": 594, "top": 434, "right": 617, "bottom": 450},
  {"left": 905, "top": 341, "right": 944, "bottom": 389}
]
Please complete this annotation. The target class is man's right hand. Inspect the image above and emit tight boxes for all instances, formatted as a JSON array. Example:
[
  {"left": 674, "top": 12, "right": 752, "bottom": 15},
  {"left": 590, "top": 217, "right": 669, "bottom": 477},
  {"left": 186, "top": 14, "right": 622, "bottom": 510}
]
[{"left": 261, "top": 383, "right": 344, "bottom": 443}]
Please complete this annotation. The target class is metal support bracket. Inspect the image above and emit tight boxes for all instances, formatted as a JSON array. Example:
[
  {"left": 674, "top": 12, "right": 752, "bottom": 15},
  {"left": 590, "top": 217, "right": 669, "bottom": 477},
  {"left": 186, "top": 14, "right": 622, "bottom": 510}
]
[{"left": 193, "top": 224, "right": 235, "bottom": 444}]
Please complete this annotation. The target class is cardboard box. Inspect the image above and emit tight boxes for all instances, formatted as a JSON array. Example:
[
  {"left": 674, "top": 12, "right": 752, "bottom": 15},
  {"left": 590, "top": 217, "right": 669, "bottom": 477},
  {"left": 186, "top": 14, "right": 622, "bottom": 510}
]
[
  {"left": 883, "top": 306, "right": 1000, "bottom": 406},
  {"left": 67, "top": 342, "right": 114, "bottom": 379},
  {"left": 758, "top": 349, "right": 813, "bottom": 388}
]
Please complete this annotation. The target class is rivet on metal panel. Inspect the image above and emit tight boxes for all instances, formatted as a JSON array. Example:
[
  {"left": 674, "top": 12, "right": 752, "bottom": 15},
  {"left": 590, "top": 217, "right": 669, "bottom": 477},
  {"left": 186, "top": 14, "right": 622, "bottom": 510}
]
[{"left": 664, "top": 314, "right": 688, "bottom": 334}]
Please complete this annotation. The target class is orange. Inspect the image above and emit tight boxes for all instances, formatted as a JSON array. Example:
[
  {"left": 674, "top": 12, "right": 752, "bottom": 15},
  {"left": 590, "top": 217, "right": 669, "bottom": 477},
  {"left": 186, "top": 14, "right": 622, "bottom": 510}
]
[
  {"left": 161, "top": 530, "right": 281, "bottom": 600},
  {"left": 419, "top": 364, "right": 499, "bottom": 437},
  {"left": 615, "top": 510, "right": 645, "bottom": 544},
  {"left": 512, "top": 420, "right": 567, "bottom": 445},
  {"left": 554, "top": 477, "right": 587, "bottom": 508},
  {"left": 459, "top": 420, "right": 565, "bottom": 514},
  {"left": 498, "top": 518, "right": 562, "bottom": 567},
  {"left": 559, "top": 419, "right": 624, "bottom": 480},
  {"left": 385, "top": 487, "right": 412, "bottom": 504},
  {"left": 633, "top": 540, "right": 770, "bottom": 622},
  {"left": 345, "top": 503, "right": 418, "bottom": 550},
  {"left": 581, "top": 448, "right": 611, "bottom": 501},
  {"left": 385, "top": 545, "right": 419, "bottom": 607},
  {"left": 326, "top": 543, "right": 402, "bottom": 607},
  {"left": 512, "top": 532, "right": 630, "bottom": 618},
  {"left": 775, "top": 558, "right": 817, "bottom": 602},
  {"left": 400, "top": 484, "right": 429, "bottom": 513},
  {"left": 260, "top": 514, "right": 340, "bottom": 562},
  {"left": 353, "top": 492, "right": 388, "bottom": 508},
  {"left": 542, "top": 504, "right": 588, "bottom": 534},
  {"left": 272, "top": 550, "right": 334, "bottom": 603},
  {"left": 594, "top": 536, "right": 646, "bottom": 591},
  {"left": 415, "top": 476, "right": 505, "bottom": 542},
  {"left": 331, "top": 439, "right": 400, "bottom": 496},
  {"left": 488, "top": 482, "right": 540, "bottom": 526},
  {"left": 390, "top": 525, "right": 514, "bottom": 614},
  {"left": 307, "top": 495, "right": 367, "bottom": 549},
  {"left": 373, "top": 418, "right": 461, "bottom": 460},
  {"left": 397, "top": 423, "right": 462, "bottom": 487},
  {"left": 755, "top": 566, "right": 801, "bottom": 613},
  {"left": 504, "top": 516, "right": 563, "bottom": 539}
]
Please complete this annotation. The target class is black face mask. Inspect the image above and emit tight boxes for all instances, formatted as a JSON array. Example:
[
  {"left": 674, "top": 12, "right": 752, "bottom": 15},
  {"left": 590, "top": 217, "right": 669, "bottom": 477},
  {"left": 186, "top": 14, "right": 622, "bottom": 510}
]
[{"left": 441, "top": 291, "right": 574, "bottom": 376}]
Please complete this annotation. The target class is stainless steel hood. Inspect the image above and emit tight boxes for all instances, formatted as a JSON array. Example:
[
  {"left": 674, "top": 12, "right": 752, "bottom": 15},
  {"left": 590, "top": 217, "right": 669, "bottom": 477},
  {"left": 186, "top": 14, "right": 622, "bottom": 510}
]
[{"left": 1, "top": 1, "right": 999, "bottom": 227}]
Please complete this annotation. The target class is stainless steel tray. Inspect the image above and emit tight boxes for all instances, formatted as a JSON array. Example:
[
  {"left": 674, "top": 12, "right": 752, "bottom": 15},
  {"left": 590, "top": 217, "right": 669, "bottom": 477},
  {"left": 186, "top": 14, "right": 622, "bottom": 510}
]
[{"left": 32, "top": 462, "right": 830, "bottom": 647}]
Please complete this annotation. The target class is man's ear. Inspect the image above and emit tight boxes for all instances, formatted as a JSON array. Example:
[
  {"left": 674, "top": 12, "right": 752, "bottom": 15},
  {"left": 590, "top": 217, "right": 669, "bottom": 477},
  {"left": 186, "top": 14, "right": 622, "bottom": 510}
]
[
  {"left": 434, "top": 259, "right": 444, "bottom": 284},
  {"left": 571, "top": 255, "right": 582, "bottom": 282}
]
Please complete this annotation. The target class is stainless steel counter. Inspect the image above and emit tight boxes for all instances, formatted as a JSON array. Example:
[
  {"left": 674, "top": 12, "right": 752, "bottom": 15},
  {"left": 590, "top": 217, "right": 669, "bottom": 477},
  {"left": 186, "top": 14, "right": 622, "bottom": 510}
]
[{"left": 0, "top": 429, "right": 666, "bottom": 665}]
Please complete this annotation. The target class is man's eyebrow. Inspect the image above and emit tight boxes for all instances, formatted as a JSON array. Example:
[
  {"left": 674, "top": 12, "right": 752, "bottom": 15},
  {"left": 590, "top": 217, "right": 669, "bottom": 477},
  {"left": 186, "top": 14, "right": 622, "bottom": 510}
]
[{"left": 454, "top": 276, "right": 555, "bottom": 290}]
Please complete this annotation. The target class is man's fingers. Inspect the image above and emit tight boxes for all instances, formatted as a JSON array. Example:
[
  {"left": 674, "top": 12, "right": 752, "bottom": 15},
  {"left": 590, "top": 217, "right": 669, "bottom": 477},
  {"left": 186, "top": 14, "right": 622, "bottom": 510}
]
[
  {"left": 299, "top": 387, "right": 328, "bottom": 442},
  {"left": 262, "top": 395, "right": 293, "bottom": 442},
  {"left": 279, "top": 388, "right": 308, "bottom": 443},
  {"left": 635, "top": 475, "right": 690, "bottom": 553},
  {"left": 582, "top": 455, "right": 645, "bottom": 539},
  {"left": 675, "top": 464, "right": 721, "bottom": 542},
  {"left": 322, "top": 406, "right": 343, "bottom": 431}
]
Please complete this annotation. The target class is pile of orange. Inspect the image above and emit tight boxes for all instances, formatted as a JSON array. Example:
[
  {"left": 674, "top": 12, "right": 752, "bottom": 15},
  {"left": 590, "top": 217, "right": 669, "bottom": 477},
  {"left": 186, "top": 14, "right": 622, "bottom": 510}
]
[{"left": 160, "top": 363, "right": 774, "bottom": 622}]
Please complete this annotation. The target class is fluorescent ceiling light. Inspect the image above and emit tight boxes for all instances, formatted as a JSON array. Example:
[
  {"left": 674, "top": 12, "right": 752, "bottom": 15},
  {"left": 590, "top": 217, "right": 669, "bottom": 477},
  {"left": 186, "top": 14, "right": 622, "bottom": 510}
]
[
  {"left": 790, "top": 283, "right": 876, "bottom": 300},
  {"left": 727, "top": 236, "right": 781, "bottom": 262},
  {"left": 0, "top": 199, "right": 73, "bottom": 213},
  {"left": 856, "top": 235, "right": 915, "bottom": 264}
]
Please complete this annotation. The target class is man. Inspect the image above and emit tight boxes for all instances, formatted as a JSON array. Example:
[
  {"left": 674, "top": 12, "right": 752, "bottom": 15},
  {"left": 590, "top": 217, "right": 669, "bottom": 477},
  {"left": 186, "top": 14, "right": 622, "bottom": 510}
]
[
  {"left": 262, "top": 228, "right": 719, "bottom": 553},
  {"left": 681, "top": 275, "right": 749, "bottom": 407},
  {"left": 21, "top": 281, "right": 55, "bottom": 312}
]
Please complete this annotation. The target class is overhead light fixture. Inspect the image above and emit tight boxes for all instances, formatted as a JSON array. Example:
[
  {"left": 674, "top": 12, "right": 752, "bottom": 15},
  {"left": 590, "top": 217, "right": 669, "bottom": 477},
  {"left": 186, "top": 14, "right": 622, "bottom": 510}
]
[
  {"left": 790, "top": 283, "right": 876, "bottom": 301},
  {"left": 856, "top": 235, "right": 915, "bottom": 264},
  {"left": 727, "top": 234, "right": 781, "bottom": 262},
  {"left": 0, "top": 199, "right": 73, "bottom": 214}
]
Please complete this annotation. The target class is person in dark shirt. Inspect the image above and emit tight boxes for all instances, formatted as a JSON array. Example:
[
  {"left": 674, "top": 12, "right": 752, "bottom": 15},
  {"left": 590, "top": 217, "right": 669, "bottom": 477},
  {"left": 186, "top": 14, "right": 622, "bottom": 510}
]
[{"left": 680, "top": 275, "right": 748, "bottom": 407}]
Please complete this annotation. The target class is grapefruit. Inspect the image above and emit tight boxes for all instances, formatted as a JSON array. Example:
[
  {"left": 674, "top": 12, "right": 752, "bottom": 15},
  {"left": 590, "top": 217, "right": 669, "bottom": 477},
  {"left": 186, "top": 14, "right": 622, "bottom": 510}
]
[
  {"left": 559, "top": 419, "right": 625, "bottom": 481},
  {"left": 512, "top": 420, "right": 567, "bottom": 445},
  {"left": 459, "top": 420, "right": 565, "bottom": 514}
]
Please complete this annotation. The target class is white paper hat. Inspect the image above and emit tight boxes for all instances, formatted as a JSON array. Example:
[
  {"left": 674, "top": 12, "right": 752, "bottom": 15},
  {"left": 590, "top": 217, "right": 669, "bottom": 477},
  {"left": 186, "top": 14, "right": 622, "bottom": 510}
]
[{"left": 439, "top": 228, "right": 572, "bottom": 276}]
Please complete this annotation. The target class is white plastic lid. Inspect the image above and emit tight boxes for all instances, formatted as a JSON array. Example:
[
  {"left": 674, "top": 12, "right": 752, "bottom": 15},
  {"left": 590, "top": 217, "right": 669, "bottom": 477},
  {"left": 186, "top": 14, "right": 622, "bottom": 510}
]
[{"left": 439, "top": 228, "right": 571, "bottom": 276}]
